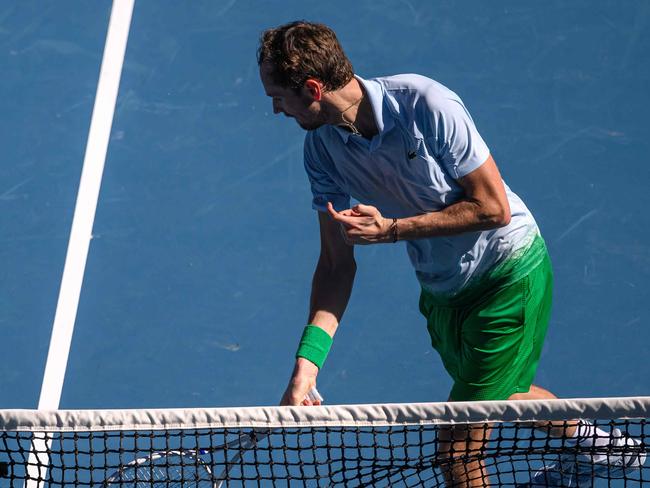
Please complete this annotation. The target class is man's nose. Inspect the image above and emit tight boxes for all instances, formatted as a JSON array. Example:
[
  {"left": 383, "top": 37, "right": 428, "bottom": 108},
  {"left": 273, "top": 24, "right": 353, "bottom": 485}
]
[{"left": 272, "top": 101, "right": 282, "bottom": 114}]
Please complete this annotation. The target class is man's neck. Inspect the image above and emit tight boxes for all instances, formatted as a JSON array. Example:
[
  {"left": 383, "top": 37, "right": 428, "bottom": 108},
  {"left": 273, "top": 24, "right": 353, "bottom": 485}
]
[{"left": 325, "top": 78, "right": 378, "bottom": 139}]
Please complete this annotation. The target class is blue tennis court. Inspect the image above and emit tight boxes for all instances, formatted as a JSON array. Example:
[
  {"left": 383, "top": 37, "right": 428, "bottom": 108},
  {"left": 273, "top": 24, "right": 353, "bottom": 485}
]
[{"left": 1, "top": 0, "right": 649, "bottom": 411}]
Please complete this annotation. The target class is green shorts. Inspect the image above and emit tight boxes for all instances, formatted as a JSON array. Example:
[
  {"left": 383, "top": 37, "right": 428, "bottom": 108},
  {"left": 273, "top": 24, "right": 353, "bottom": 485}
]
[{"left": 419, "top": 239, "right": 553, "bottom": 401}]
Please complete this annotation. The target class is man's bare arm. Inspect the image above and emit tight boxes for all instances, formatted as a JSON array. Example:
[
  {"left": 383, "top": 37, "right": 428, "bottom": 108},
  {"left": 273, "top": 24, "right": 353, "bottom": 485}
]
[
  {"left": 309, "top": 211, "right": 357, "bottom": 334},
  {"left": 399, "top": 155, "right": 511, "bottom": 238},
  {"left": 328, "top": 155, "right": 511, "bottom": 244},
  {"left": 280, "top": 211, "right": 356, "bottom": 405}
]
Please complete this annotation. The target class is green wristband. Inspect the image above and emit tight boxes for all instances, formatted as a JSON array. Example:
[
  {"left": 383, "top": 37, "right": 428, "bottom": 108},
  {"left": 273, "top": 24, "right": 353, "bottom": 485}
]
[{"left": 295, "top": 325, "right": 333, "bottom": 369}]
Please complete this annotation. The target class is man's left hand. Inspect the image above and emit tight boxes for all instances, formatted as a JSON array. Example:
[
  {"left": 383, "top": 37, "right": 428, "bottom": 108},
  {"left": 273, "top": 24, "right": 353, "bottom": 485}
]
[{"left": 327, "top": 202, "right": 393, "bottom": 245}]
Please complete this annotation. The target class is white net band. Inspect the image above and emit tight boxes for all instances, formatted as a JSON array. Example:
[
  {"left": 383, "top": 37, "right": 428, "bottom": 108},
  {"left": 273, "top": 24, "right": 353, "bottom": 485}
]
[{"left": 2, "top": 396, "right": 649, "bottom": 432}]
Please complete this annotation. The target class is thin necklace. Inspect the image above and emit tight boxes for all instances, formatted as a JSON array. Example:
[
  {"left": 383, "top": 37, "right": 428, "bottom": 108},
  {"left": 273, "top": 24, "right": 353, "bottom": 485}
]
[{"left": 338, "top": 94, "right": 363, "bottom": 135}]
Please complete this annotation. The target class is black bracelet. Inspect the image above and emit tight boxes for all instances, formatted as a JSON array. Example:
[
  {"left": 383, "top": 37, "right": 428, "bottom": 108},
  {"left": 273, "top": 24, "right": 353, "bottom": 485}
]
[{"left": 391, "top": 218, "right": 399, "bottom": 243}]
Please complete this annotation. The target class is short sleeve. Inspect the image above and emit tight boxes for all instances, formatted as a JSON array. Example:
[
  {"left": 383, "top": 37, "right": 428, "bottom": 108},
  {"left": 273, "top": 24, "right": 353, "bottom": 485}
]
[
  {"left": 304, "top": 132, "right": 350, "bottom": 212},
  {"left": 425, "top": 92, "right": 490, "bottom": 180}
]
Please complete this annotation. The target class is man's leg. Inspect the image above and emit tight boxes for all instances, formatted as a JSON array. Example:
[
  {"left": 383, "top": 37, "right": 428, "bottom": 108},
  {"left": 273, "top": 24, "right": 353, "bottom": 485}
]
[
  {"left": 432, "top": 261, "right": 554, "bottom": 486},
  {"left": 438, "top": 422, "right": 492, "bottom": 488},
  {"left": 509, "top": 384, "right": 578, "bottom": 438},
  {"left": 422, "top": 240, "right": 554, "bottom": 487},
  {"left": 438, "top": 386, "right": 576, "bottom": 488}
]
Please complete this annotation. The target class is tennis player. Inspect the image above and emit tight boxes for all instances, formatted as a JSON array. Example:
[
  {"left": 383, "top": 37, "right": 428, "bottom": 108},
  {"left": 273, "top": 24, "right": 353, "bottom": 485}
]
[{"left": 257, "top": 21, "right": 643, "bottom": 487}]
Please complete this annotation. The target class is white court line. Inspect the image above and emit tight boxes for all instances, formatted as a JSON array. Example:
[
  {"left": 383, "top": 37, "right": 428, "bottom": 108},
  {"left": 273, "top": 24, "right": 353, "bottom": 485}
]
[{"left": 25, "top": 1, "right": 135, "bottom": 487}]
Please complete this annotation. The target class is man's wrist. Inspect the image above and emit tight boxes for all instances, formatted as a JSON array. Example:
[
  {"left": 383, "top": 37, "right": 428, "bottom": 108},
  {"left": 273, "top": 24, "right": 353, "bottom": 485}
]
[
  {"left": 389, "top": 218, "right": 399, "bottom": 242},
  {"left": 294, "top": 357, "right": 320, "bottom": 375}
]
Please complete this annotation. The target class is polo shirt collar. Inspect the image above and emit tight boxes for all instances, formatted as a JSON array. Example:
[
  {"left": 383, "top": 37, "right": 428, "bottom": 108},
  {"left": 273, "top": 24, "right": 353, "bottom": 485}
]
[{"left": 332, "top": 75, "right": 395, "bottom": 144}]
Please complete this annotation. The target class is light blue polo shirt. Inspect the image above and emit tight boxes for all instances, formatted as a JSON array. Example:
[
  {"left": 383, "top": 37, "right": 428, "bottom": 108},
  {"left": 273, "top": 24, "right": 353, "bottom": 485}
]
[{"left": 304, "top": 74, "right": 539, "bottom": 296}]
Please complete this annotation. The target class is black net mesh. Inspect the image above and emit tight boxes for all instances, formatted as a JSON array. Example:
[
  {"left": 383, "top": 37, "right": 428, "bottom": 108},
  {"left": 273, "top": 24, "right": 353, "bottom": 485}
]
[{"left": 1, "top": 408, "right": 648, "bottom": 487}]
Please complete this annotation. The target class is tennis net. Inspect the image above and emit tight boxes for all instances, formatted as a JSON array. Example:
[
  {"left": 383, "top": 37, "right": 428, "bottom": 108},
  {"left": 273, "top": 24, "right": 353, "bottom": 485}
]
[{"left": 1, "top": 396, "right": 648, "bottom": 487}]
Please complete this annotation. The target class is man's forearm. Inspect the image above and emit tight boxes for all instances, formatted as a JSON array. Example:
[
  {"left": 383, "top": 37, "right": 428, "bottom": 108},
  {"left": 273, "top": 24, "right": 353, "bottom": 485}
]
[
  {"left": 287, "top": 257, "right": 355, "bottom": 389},
  {"left": 308, "top": 256, "right": 356, "bottom": 338},
  {"left": 397, "top": 198, "right": 511, "bottom": 240}
]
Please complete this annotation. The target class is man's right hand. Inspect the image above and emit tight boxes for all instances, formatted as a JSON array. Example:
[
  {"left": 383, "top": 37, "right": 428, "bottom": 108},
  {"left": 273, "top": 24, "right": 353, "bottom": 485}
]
[{"left": 280, "top": 358, "right": 321, "bottom": 406}]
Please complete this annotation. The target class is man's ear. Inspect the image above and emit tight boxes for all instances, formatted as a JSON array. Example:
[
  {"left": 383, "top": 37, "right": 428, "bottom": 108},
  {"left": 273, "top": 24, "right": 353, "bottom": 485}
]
[{"left": 304, "top": 79, "right": 323, "bottom": 101}]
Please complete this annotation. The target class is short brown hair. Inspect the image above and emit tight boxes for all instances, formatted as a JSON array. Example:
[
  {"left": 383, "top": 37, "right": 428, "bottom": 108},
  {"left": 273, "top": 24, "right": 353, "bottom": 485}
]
[{"left": 257, "top": 21, "right": 354, "bottom": 92}]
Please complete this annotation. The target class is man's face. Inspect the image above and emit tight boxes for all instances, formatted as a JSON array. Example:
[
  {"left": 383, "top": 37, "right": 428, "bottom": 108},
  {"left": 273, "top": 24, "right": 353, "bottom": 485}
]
[{"left": 259, "top": 62, "right": 326, "bottom": 131}]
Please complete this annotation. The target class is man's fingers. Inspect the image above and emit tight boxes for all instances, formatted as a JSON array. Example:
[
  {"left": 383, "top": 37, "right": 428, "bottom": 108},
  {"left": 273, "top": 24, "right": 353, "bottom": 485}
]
[
  {"left": 327, "top": 204, "right": 354, "bottom": 225},
  {"left": 326, "top": 201, "right": 338, "bottom": 219},
  {"left": 281, "top": 384, "right": 310, "bottom": 406},
  {"left": 328, "top": 202, "right": 381, "bottom": 244},
  {"left": 328, "top": 202, "right": 365, "bottom": 222},
  {"left": 334, "top": 213, "right": 365, "bottom": 228},
  {"left": 353, "top": 203, "right": 376, "bottom": 215}
]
